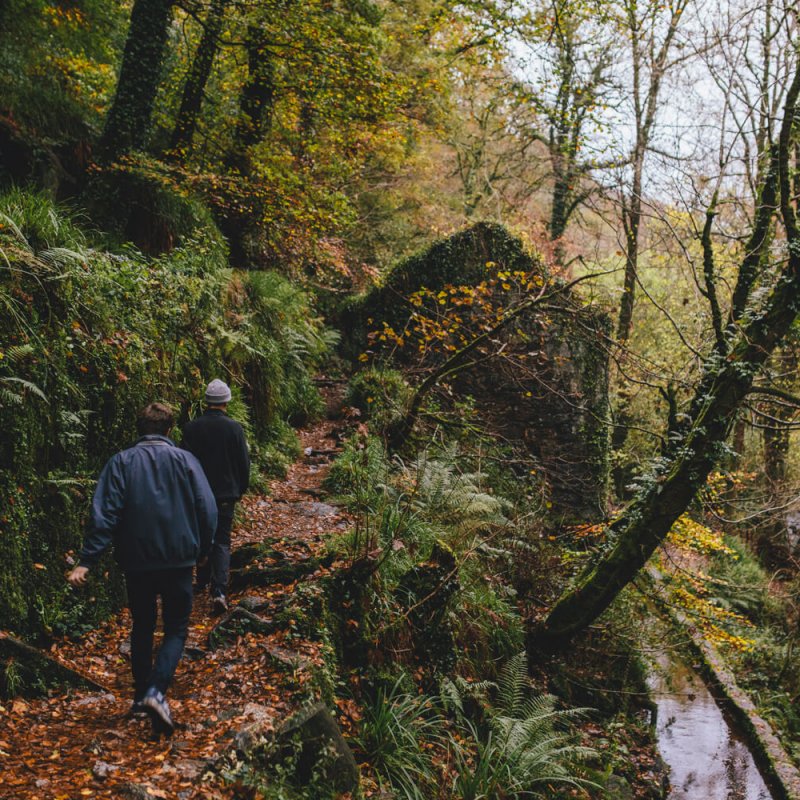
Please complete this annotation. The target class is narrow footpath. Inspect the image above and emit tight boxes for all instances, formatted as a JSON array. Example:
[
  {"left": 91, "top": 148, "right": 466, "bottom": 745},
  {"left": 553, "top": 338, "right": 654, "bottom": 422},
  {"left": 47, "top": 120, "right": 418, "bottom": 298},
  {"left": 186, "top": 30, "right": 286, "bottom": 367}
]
[{"left": 0, "top": 404, "right": 354, "bottom": 799}]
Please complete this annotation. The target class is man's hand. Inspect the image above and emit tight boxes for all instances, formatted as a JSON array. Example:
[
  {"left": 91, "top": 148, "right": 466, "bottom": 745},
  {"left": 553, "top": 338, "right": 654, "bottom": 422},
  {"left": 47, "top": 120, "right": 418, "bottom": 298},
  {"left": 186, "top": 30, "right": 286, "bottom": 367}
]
[
  {"left": 67, "top": 566, "right": 89, "bottom": 586},
  {"left": 197, "top": 556, "right": 209, "bottom": 568}
]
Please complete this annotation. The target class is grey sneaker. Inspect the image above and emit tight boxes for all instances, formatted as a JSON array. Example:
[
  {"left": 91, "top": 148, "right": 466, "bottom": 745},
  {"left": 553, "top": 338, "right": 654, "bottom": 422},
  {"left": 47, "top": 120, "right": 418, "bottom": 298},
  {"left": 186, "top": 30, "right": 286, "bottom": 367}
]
[
  {"left": 212, "top": 594, "right": 228, "bottom": 614},
  {"left": 142, "top": 687, "right": 174, "bottom": 735}
]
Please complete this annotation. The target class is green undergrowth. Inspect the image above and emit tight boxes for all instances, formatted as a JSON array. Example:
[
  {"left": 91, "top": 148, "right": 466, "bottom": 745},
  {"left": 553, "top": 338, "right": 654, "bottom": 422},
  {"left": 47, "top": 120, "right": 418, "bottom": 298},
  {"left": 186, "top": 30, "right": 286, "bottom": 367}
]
[
  {"left": 704, "top": 535, "right": 800, "bottom": 766},
  {"left": 353, "top": 653, "right": 600, "bottom": 800},
  {"left": 0, "top": 188, "right": 331, "bottom": 644},
  {"left": 345, "top": 366, "right": 412, "bottom": 437},
  {"left": 319, "top": 428, "right": 663, "bottom": 797}
]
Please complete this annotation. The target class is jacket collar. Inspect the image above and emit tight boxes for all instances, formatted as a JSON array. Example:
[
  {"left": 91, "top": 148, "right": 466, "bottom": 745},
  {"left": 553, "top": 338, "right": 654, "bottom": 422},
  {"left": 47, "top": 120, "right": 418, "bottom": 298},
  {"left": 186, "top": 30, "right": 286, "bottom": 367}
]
[
  {"left": 135, "top": 434, "right": 176, "bottom": 446},
  {"left": 204, "top": 408, "right": 227, "bottom": 416}
]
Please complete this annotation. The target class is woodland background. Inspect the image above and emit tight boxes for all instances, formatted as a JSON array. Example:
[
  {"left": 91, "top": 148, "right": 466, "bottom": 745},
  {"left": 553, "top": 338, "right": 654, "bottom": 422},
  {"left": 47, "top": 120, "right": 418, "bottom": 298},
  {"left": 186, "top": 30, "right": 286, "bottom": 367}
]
[{"left": 2, "top": 0, "right": 800, "bottom": 797}]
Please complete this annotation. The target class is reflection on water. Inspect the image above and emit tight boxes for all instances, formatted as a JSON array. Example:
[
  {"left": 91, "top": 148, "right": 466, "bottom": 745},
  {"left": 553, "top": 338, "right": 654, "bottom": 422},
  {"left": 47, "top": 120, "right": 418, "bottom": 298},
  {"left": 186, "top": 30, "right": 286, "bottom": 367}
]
[{"left": 648, "top": 654, "right": 772, "bottom": 800}]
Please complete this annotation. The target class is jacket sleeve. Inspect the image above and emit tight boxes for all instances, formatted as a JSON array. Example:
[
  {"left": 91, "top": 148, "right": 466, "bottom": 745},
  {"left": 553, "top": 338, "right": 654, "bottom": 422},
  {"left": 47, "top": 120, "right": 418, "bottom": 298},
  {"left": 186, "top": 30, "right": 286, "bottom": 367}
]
[
  {"left": 78, "top": 455, "right": 126, "bottom": 568},
  {"left": 189, "top": 459, "right": 217, "bottom": 558},
  {"left": 237, "top": 425, "right": 250, "bottom": 497},
  {"left": 181, "top": 421, "right": 198, "bottom": 456}
]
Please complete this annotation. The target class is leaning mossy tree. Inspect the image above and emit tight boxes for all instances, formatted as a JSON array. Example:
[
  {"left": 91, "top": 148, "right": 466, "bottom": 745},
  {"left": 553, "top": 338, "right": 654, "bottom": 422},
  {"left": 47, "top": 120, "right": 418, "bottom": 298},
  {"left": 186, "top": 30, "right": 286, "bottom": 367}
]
[{"left": 537, "top": 62, "right": 800, "bottom": 643}]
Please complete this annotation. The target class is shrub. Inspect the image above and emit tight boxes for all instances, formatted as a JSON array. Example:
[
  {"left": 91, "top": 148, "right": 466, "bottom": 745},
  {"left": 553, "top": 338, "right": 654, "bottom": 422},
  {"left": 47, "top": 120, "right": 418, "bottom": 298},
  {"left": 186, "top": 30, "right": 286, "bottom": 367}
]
[
  {"left": 444, "top": 652, "right": 598, "bottom": 800},
  {"left": 346, "top": 366, "right": 412, "bottom": 437},
  {"left": 355, "top": 676, "right": 444, "bottom": 800}
]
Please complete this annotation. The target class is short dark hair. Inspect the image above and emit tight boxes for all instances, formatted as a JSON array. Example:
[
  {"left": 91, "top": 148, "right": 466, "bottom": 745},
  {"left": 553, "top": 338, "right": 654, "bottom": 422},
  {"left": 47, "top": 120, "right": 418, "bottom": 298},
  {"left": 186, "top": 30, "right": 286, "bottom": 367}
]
[{"left": 136, "top": 402, "right": 174, "bottom": 436}]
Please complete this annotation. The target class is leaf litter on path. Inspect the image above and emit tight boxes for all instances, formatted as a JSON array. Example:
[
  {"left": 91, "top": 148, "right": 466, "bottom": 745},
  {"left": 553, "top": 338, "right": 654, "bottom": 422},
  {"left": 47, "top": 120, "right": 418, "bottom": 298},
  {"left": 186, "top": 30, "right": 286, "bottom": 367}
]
[{"left": 0, "top": 407, "right": 354, "bottom": 799}]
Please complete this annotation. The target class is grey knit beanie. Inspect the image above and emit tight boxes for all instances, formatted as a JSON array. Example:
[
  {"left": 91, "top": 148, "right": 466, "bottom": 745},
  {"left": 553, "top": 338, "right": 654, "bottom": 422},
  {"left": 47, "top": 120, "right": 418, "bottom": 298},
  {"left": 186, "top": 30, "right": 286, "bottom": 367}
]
[{"left": 205, "top": 379, "right": 232, "bottom": 404}]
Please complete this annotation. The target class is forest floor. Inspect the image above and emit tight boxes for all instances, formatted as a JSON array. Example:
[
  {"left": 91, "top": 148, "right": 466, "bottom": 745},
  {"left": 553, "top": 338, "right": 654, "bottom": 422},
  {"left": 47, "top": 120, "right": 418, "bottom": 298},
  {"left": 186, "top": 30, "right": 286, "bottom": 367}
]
[{"left": 0, "top": 396, "right": 356, "bottom": 800}]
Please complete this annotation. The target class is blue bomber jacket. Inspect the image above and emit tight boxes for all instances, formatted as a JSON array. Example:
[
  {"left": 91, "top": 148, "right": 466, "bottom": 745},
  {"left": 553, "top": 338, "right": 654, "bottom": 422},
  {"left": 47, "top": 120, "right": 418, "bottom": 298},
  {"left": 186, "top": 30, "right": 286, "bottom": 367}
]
[{"left": 78, "top": 435, "right": 218, "bottom": 573}]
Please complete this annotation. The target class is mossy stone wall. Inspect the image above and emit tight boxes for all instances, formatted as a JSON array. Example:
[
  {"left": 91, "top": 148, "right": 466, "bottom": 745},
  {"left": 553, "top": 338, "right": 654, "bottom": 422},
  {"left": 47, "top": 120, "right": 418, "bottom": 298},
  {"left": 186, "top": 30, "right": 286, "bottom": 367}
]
[{"left": 344, "top": 223, "right": 610, "bottom": 521}]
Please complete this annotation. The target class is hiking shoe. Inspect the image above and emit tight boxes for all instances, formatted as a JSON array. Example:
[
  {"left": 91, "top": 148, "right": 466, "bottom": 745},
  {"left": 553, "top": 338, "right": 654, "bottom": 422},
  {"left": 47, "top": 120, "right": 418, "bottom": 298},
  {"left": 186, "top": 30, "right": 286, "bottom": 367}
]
[
  {"left": 212, "top": 594, "right": 228, "bottom": 614},
  {"left": 129, "top": 699, "right": 148, "bottom": 717},
  {"left": 142, "top": 688, "right": 174, "bottom": 735}
]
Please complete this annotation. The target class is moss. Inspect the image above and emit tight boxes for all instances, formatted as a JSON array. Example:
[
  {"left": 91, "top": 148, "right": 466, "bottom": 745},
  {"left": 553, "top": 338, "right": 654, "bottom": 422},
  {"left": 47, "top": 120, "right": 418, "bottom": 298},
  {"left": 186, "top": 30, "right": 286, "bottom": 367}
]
[
  {"left": 84, "top": 155, "right": 227, "bottom": 257},
  {"left": 0, "top": 477, "right": 35, "bottom": 627}
]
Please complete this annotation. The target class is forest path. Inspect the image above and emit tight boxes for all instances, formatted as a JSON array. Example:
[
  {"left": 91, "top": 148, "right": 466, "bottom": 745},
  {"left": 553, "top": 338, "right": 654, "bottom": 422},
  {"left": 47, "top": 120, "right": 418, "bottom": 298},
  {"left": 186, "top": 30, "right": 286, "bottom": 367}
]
[{"left": 0, "top": 386, "right": 355, "bottom": 800}]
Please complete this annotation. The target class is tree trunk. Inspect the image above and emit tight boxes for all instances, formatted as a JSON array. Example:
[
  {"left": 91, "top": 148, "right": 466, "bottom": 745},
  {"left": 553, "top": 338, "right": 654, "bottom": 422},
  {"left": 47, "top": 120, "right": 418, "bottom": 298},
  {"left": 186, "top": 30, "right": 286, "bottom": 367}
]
[
  {"left": 227, "top": 23, "right": 275, "bottom": 176},
  {"left": 539, "top": 326, "right": 794, "bottom": 641},
  {"left": 549, "top": 156, "right": 571, "bottom": 243},
  {"left": 168, "top": 0, "right": 229, "bottom": 160},
  {"left": 763, "top": 413, "right": 790, "bottom": 489},
  {"left": 218, "top": 23, "right": 275, "bottom": 265},
  {"left": 98, "top": 0, "right": 175, "bottom": 161},
  {"left": 537, "top": 67, "right": 800, "bottom": 640},
  {"left": 616, "top": 202, "right": 640, "bottom": 343},
  {"left": 731, "top": 416, "right": 747, "bottom": 466}
]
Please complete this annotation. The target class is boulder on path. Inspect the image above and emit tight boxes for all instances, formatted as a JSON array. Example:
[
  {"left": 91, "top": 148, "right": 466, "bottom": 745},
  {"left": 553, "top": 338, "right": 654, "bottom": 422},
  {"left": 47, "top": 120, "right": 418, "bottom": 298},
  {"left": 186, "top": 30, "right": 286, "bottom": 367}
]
[
  {"left": 275, "top": 702, "right": 359, "bottom": 793},
  {"left": 229, "top": 543, "right": 266, "bottom": 570},
  {"left": 295, "top": 501, "right": 338, "bottom": 518},
  {"left": 238, "top": 594, "right": 284, "bottom": 615},
  {"left": 119, "top": 783, "right": 162, "bottom": 800},
  {"left": 229, "top": 553, "right": 335, "bottom": 591},
  {"left": 207, "top": 606, "right": 280, "bottom": 650}
]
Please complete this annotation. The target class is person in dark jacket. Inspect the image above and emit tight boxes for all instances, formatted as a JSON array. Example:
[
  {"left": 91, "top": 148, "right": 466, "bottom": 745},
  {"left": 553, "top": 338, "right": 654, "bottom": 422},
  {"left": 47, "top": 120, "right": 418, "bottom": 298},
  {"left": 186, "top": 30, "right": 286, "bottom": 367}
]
[
  {"left": 67, "top": 402, "right": 217, "bottom": 735},
  {"left": 182, "top": 379, "right": 250, "bottom": 614}
]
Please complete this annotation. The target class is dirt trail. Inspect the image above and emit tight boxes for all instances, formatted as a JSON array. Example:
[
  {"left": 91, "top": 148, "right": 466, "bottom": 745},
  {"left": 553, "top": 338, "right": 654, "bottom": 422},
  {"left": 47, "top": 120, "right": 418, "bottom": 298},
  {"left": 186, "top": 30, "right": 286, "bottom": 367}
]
[{"left": 0, "top": 402, "right": 353, "bottom": 799}]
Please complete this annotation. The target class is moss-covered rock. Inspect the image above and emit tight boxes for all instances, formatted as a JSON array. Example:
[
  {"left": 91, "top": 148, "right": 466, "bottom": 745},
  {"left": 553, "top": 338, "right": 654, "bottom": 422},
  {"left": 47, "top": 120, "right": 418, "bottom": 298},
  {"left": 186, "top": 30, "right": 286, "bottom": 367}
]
[{"left": 340, "top": 222, "right": 542, "bottom": 354}]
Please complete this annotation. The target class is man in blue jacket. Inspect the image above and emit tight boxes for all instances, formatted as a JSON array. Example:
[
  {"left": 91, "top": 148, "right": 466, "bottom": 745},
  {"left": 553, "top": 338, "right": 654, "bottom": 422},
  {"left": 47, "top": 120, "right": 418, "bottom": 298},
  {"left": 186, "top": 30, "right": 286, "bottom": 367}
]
[{"left": 67, "top": 402, "right": 217, "bottom": 735}]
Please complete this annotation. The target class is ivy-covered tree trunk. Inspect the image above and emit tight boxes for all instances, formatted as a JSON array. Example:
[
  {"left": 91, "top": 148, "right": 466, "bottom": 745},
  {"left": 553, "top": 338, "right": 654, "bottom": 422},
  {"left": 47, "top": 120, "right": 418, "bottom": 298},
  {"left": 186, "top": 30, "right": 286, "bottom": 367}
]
[
  {"left": 616, "top": 188, "right": 641, "bottom": 344},
  {"left": 540, "top": 289, "right": 800, "bottom": 640},
  {"left": 227, "top": 23, "right": 275, "bottom": 176},
  {"left": 169, "top": 0, "right": 229, "bottom": 160},
  {"left": 548, "top": 153, "right": 575, "bottom": 245},
  {"left": 219, "top": 22, "right": 275, "bottom": 266},
  {"left": 537, "top": 64, "right": 800, "bottom": 642},
  {"left": 98, "top": 0, "right": 175, "bottom": 161},
  {"left": 764, "top": 410, "right": 791, "bottom": 489}
]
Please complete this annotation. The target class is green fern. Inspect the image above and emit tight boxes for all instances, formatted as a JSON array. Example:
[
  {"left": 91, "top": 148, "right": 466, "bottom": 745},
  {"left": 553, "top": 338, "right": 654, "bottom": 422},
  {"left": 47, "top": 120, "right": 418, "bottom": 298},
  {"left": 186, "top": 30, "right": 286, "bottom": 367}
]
[
  {"left": 446, "top": 652, "right": 599, "bottom": 799},
  {"left": 496, "top": 650, "right": 528, "bottom": 717},
  {"left": 0, "top": 377, "right": 47, "bottom": 406},
  {"left": 0, "top": 344, "right": 47, "bottom": 406},
  {"left": 400, "top": 448, "right": 511, "bottom": 535},
  {"left": 0, "top": 345, "right": 47, "bottom": 407}
]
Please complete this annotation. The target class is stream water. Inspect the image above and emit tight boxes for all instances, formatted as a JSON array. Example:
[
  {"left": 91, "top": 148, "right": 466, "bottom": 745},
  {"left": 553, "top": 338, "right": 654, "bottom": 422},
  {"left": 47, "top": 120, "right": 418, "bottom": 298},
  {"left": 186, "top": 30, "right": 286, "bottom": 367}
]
[{"left": 647, "top": 652, "right": 773, "bottom": 800}]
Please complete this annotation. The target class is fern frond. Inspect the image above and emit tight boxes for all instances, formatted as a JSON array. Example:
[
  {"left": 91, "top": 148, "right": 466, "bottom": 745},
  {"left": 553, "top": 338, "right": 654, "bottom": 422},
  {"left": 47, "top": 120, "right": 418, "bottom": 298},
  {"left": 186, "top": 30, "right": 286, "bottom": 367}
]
[
  {"left": 3, "top": 344, "right": 35, "bottom": 363},
  {"left": 0, "top": 377, "right": 47, "bottom": 403},
  {"left": 38, "top": 247, "right": 86, "bottom": 268},
  {"left": 496, "top": 650, "right": 528, "bottom": 716},
  {"left": 0, "top": 386, "right": 23, "bottom": 405}
]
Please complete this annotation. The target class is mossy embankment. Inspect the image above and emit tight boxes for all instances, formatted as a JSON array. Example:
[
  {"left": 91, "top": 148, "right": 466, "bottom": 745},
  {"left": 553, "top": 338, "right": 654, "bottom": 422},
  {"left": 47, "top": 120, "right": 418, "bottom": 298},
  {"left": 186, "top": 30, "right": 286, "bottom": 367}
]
[{"left": 0, "top": 189, "right": 330, "bottom": 650}]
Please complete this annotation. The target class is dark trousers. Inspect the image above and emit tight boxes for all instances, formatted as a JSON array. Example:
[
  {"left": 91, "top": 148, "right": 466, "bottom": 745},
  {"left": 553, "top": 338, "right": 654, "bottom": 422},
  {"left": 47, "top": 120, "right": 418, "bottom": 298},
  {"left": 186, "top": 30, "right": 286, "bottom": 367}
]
[
  {"left": 196, "top": 502, "right": 234, "bottom": 597},
  {"left": 125, "top": 567, "right": 193, "bottom": 700}
]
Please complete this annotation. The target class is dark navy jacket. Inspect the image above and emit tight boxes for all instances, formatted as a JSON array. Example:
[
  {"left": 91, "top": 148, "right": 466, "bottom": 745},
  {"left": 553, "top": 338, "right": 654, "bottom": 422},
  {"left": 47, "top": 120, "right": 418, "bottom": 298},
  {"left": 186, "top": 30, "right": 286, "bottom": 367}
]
[
  {"left": 78, "top": 435, "right": 218, "bottom": 572},
  {"left": 182, "top": 409, "right": 250, "bottom": 503}
]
